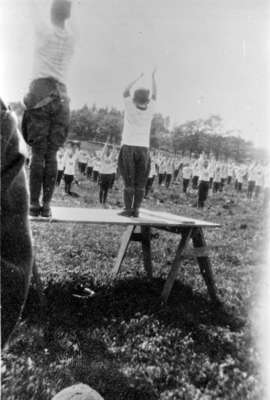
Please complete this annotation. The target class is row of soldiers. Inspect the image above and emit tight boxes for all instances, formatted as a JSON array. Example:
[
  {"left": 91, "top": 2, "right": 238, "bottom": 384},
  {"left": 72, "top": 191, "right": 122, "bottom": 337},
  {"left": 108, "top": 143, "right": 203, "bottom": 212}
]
[{"left": 51, "top": 143, "right": 270, "bottom": 209}]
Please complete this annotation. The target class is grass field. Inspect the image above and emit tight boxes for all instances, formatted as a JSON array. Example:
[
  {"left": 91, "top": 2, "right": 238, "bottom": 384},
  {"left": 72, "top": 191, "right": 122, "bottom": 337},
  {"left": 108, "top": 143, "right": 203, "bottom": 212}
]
[{"left": 1, "top": 175, "right": 268, "bottom": 400}]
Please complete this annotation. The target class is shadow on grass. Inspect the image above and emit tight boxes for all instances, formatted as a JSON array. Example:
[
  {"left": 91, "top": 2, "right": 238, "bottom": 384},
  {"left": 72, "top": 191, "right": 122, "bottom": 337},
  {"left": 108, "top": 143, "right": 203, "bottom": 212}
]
[{"left": 24, "top": 276, "right": 245, "bottom": 351}]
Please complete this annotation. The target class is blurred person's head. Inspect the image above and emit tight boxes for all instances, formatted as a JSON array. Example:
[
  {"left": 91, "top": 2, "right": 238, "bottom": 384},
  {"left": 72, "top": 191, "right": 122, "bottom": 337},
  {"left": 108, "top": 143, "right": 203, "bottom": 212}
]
[
  {"left": 133, "top": 88, "right": 150, "bottom": 109},
  {"left": 51, "top": 0, "right": 72, "bottom": 26}
]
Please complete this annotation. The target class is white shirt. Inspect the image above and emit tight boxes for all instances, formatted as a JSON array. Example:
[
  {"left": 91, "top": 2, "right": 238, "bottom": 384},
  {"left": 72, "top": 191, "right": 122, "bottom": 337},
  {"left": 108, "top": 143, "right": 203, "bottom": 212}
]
[
  {"left": 93, "top": 160, "right": 100, "bottom": 171},
  {"left": 248, "top": 167, "right": 257, "bottom": 182},
  {"left": 78, "top": 150, "right": 89, "bottom": 163},
  {"left": 199, "top": 167, "right": 210, "bottom": 182},
  {"left": 57, "top": 151, "right": 65, "bottom": 171},
  {"left": 32, "top": 1, "right": 75, "bottom": 84},
  {"left": 213, "top": 168, "right": 221, "bottom": 182},
  {"left": 166, "top": 160, "right": 174, "bottom": 174},
  {"left": 121, "top": 97, "right": 155, "bottom": 147},
  {"left": 221, "top": 164, "right": 228, "bottom": 179},
  {"left": 100, "top": 155, "right": 115, "bottom": 174},
  {"left": 149, "top": 160, "right": 157, "bottom": 177},
  {"left": 192, "top": 161, "right": 200, "bottom": 177},
  {"left": 236, "top": 167, "right": 245, "bottom": 183},
  {"left": 87, "top": 156, "right": 94, "bottom": 167},
  {"left": 255, "top": 169, "right": 264, "bottom": 186},
  {"left": 182, "top": 166, "right": 192, "bottom": 180},
  {"left": 63, "top": 153, "right": 77, "bottom": 175}
]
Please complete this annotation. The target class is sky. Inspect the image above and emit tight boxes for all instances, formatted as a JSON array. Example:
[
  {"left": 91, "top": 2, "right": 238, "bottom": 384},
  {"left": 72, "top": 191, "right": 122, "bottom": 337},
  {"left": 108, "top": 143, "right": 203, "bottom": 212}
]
[{"left": 0, "top": 0, "right": 269, "bottom": 147}]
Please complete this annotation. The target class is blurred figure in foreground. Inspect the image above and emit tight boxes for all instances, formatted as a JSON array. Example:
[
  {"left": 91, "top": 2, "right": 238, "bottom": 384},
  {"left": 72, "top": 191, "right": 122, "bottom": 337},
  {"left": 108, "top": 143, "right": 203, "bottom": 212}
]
[{"left": 1, "top": 98, "right": 33, "bottom": 347}]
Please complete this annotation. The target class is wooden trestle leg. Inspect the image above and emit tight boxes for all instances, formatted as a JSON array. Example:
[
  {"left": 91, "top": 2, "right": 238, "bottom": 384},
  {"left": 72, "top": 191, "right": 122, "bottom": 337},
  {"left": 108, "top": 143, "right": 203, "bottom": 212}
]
[
  {"left": 141, "top": 226, "right": 152, "bottom": 278},
  {"left": 161, "top": 228, "right": 193, "bottom": 303},
  {"left": 192, "top": 227, "right": 220, "bottom": 304}
]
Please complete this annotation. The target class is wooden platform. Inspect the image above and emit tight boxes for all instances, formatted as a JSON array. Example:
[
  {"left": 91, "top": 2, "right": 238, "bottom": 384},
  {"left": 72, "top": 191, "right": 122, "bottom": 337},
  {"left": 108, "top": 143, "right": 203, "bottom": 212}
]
[
  {"left": 30, "top": 207, "right": 220, "bottom": 228},
  {"left": 30, "top": 207, "right": 222, "bottom": 305}
]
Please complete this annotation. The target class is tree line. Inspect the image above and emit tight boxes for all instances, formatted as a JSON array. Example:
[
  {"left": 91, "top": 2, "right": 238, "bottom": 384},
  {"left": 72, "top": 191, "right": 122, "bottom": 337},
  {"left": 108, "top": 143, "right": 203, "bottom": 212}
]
[{"left": 9, "top": 101, "right": 267, "bottom": 162}]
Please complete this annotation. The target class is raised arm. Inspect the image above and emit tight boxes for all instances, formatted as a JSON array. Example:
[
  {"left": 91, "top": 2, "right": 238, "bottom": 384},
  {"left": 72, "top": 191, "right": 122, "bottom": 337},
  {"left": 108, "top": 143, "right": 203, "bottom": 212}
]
[
  {"left": 151, "top": 68, "right": 157, "bottom": 101},
  {"left": 123, "top": 73, "right": 144, "bottom": 98},
  {"left": 100, "top": 137, "right": 110, "bottom": 158}
]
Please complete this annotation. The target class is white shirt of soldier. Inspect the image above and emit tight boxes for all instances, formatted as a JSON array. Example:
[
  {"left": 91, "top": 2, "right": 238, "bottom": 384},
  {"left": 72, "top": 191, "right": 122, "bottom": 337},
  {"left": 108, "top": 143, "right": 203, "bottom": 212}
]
[
  {"left": 192, "top": 160, "right": 201, "bottom": 177},
  {"left": 208, "top": 162, "right": 215, "bottom": 178},
  {"left": 121, "top": 97, "right": 156, "bottom": 147},
  {"left": 100, "top": 154, "right": 115, "bottom": 174},
  {"left": 255, "top": 169, "right": 264, "bottom": 186},
  {"left": 248, "top": 167, "right": 257, "bottom": 182},
  {"left": 166, "top": 160, "right": 174, "bottom": 174},
  {"left": 150, "top": 160, "right": 157, "bottom": 177},
  {"left": 93, "top": 160, "right": 101, "bottom": 171},
  {"left": 32, "top": 0, "right": 75, "bottom": 84},
  {"left": 213, "top": 168, "right": 221, "bottom": 182},
  {"left": 87, "top": 156, "right": 94, "bottom": 167},
  {"left": 57, "top": 151, "right": 65, "bottom": 171},
  {"left": 159, "top": 159, "right": 167, "bottom": 174},
  {"left": 78, "top": 150, "right": 89, "bottom": 164},
  {"left": 182, "top": 166, "right": 192, "bottom": 180},
  {"left": 236, "top": 167, "right": 245, "bottom": 183},
  {"left": 221, "top": 164, "right": 228, "bottom": 179},
  {"left": 63, "top": 153, "right": 77, "bottom": 175},
  {"left": 199, "top": 167, "right": 210, "bottom": 182}
]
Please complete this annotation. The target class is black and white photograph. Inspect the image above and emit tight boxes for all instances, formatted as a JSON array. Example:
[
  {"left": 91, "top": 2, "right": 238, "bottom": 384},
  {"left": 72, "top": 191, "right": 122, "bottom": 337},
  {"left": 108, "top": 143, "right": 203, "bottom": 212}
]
[{"left": 1, "top": 0, "right": 270, "bottom": 399}]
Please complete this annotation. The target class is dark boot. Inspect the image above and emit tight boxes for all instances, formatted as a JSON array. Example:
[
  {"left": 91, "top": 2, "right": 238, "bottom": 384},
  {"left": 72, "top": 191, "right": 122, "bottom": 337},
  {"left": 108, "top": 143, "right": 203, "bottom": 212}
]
[
  {"left": 123, "top": 188, "right": 134, "bottom": 210},
  {"left": 29, "top": 150, "right": 44, "bottom": 209},
  {"left": 42, "top": 150, "right": 57, "bottom": 208},
  {"left": 119, "top": 188, "right": 134, "bottom": 217}
]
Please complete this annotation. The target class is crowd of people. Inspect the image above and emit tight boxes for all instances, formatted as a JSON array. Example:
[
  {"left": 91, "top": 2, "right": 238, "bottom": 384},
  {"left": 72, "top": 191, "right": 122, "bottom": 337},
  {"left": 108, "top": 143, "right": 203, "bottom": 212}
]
[{"left": 25, "top": 143, "right": 270, "bottom": 211}]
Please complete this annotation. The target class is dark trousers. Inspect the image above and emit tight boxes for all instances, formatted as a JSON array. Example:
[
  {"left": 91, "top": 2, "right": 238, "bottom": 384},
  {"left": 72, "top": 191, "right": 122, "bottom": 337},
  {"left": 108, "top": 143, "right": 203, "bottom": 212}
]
[
  {"left": 227, "top": 176, "right": 232, "bottom": 184},
  {"left": 118, "top": 145, "right": 150, "bottom": 211},
  {"left": 165, "top": 173, "right": 172, "bottom": 188},
  {"left": 110, "top": 173, "right": 116, "bottom": 189},
  {"left": 56, "top": 170, "right": 64, "bottom": 186},
  {"left": 174, "top": 168, "right": 180, "bottom": 180},
  {"left": 158, "top": 173, "right": 165, "bottom": 185},
  {"left": 99, "top": 174, "right": 112, "bottom": 204},
  {"left": 22, "top": 78, "right": 69, "bottom": 207},
  {"left": 192, "top": 176, "right": 199, "bottom": 189},
  {"left": 213, "top": 181, "right": 220, "bottom": 193},
  {"left": 254, "top": 185, "right": 261, "bottom": 199},
  {"left": 80, "top": 162, "right": 87, "bottom": 175},
  {"left": 93, "top": 170, "right": 99, "bottom": 182},
  {"left": 64, "top": 174, "right": 74, "bottom": 194},
  {"left": 198, "top": 180, "right": 209, "bottom": 208},
  {"left": 247, "top": 181, "right": 255, "bottom": 198},
  {"left": 237, "top": 182, "right": 242, "bottom": 192},
  {"left": 220, "top": 178, "right": 225, "bottom": 191},
  {"left": 145, "top": 176, "right": 155, "bottom": 197},
  {"left": 209, "top": 177, "right": 213, "bottom": 189},
  {"left": 183, "top": 178, "right": 189, "bottom": 193},
  {"left": 86, "top": 166, "right": 93, "bottom": 179}
]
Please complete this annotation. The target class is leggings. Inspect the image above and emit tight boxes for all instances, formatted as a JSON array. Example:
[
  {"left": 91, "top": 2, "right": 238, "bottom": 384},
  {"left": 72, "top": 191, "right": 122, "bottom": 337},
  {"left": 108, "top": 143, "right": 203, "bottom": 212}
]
[
  {"left": 198, "top": 180, "right": 209, "bottom": 208},
  {"left": 145, "top": 176, "right": 155, "bottom": 197},
  {"left": 56, "top": 170, "right": 64, "bottom": 186},
  {"left": 99, "top": 174, "right": 112, "bottom": 204},
  {"left": 64, "top": 174, "right": 74, "bottom": 194},
  {"left": 165, "top": 174, "right": 172, "bottom": 188},
  {"left": 183, "top": 178, "right": 189, "bottom": 193}
]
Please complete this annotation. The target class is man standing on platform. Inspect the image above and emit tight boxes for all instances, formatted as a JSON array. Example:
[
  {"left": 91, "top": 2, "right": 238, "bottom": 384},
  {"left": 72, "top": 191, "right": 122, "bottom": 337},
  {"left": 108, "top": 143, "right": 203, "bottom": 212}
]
[
  {"left": 118, "top": 69, "right": 157, "bottom": 217},
  {"left": 22, "top": 0, "right": 76, "bottom": 217}
]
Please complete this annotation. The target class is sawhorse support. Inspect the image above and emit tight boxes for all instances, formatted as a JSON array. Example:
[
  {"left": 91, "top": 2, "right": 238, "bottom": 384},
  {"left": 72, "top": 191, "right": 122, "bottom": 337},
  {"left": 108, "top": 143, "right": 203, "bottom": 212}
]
[
  {"left": 113, "top": 225, "right": 220, "bottom": 304},
  {"left": 112, "top": 225, "right": 153, "bottom": 278}
]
